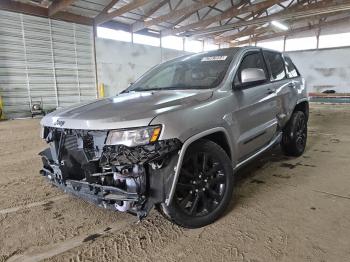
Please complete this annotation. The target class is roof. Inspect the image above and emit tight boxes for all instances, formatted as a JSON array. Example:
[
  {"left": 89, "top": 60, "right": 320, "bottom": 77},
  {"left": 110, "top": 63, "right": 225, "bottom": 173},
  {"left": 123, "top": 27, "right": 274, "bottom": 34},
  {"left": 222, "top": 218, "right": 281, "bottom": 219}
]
[{"left": 2, "top": 0, "right": 350, "bottom": 45}]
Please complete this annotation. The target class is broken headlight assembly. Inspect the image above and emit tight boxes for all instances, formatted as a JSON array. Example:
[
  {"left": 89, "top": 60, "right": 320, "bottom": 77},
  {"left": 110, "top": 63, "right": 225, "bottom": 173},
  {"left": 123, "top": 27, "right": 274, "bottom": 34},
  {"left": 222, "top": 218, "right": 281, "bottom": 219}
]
[{"left": 105, "top": 125, "right": 162, "bottom": 147}]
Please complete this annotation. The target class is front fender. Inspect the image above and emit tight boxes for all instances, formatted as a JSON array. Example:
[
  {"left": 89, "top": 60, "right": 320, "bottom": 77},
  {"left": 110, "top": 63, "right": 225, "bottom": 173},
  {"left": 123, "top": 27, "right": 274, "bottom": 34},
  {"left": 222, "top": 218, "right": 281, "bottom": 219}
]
[{"left": 163, "top": 127, "right": 232, "bottom": 206}]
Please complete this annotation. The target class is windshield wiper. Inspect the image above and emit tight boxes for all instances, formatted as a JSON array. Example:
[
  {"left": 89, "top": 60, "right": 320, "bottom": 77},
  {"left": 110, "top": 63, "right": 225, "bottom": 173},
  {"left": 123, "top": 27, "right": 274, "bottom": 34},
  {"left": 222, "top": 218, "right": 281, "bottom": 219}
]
[
  {"left": 131, "top": 85, "right": 204, "bottom": 91},
  {"left": 131, "top": 87, "right": 153, "bottom": 91}
]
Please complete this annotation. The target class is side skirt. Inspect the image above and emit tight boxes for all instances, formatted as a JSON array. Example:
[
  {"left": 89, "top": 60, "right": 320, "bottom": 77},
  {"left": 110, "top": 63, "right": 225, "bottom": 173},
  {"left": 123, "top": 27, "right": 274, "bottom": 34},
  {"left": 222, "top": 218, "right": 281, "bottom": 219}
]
[{"left": 234, "top": 132, "right": 282, "bottom": 171}]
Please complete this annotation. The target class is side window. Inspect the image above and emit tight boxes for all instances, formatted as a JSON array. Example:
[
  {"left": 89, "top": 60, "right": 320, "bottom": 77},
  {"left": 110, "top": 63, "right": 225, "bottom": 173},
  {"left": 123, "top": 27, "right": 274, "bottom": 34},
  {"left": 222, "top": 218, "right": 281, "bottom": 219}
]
[
  {"left": 263, "top": 51, "right": 287, "bottom": 81},
  {"left": 234, "top": 52, "right": 267, "bottom": 86},
  {"left": 284, "top": 56, "right": 299, "bottom": 78}
]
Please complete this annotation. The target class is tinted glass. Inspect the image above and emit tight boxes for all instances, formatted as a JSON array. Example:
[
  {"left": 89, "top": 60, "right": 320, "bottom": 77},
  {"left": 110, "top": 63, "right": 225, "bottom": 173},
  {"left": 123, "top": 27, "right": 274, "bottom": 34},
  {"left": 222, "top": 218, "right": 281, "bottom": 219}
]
[
  {"left": 128, "top": 51, "right": 235, "bottom": 91},
  {"left": 264, "top": 51, "right": 286, "bottom": 81},
  {"left": 284, "top": 56, "right": 299, "bottom": 78},
  {"left": 234, "top": 52, "right": 267, "bottom": 86}
]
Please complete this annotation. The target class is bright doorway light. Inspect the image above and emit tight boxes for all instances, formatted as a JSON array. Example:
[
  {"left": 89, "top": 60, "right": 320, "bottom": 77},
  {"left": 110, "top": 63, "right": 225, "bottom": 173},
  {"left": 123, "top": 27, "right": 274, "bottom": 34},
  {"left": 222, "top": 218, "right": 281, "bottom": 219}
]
[
  {"left": 319, "top": 32, "right": 350, "bottom": 48},
  {"left": 133, "top": 34, "right": 160, "bottom": 47},
  {"left": 204, "top": 43, "right": 219, "bottom": 51},
  {"left": 285, "top": 36, "right": 317, "bottom": 51},
  {"left": 257, "top": 40, "right": 284, "bottom": 52},
  {"left": 184, "top": 39, "right": 203, "bottom": 53},
  {"left": 97, "top": 27, "right": 132, "bottom": 42},
  {"left": 161, "top": 36, "right": 184, "bottom": 50}
]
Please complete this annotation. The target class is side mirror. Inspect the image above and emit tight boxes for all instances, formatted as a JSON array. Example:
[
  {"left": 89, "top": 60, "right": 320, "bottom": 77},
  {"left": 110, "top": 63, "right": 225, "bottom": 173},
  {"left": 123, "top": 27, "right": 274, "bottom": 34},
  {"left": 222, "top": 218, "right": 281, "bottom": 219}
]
[{"left": 240, "top": 68, "right": 266, "bottom": 86}]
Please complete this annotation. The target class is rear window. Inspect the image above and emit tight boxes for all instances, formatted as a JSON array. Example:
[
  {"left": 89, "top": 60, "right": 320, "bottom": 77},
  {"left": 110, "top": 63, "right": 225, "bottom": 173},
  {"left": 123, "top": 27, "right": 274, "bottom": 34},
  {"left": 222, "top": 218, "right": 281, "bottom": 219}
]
[
  {"left": 284, "top": 56, "right": 299, "bottom": 78},
  {"left": 263, "top": 51, "right": 286, "bottom": 81}
]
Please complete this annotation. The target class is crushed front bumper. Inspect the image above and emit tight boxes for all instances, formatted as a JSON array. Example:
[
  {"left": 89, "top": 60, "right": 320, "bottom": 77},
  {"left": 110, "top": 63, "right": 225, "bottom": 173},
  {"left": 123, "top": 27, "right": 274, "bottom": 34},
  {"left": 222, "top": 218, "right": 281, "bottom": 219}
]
[
  {"left": 41, "top": 167, "right": 142, "bottom": 213},
  {"left": 39, "top": 130, "right": 182, "bottom": 218}
]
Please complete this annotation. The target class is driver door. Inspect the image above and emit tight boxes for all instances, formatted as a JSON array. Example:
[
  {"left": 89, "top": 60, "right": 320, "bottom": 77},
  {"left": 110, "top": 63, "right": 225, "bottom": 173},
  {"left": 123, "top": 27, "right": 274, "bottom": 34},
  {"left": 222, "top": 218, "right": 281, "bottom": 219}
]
[{"left": 232, "top": 50, "right": 278, "bottom": 161}]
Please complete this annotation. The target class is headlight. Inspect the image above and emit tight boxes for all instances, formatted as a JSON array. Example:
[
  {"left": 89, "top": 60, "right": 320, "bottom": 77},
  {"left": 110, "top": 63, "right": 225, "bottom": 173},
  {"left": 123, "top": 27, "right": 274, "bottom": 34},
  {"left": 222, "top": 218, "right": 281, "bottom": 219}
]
[
  {"left": 40, "top": 126, "right": 45, "bottom": 139},
  {"left": 40, "top": 126, "right": 48, "bottom": 139},
  {"left": 106, "top": 126, "right": 161, "bottom": 147}
]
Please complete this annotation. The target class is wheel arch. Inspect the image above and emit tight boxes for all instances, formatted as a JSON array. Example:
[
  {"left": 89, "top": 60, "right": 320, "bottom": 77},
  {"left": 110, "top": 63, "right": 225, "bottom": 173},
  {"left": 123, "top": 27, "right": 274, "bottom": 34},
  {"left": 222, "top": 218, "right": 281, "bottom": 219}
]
[
  {"left": 166, "top": 127, "right": 233, "bottom": 206},
  {"left": 294, "top": 99, "right": 309, "bottom": 121},
  {"left": 202, "top": 131, "right": 232, "bottom": 160}
]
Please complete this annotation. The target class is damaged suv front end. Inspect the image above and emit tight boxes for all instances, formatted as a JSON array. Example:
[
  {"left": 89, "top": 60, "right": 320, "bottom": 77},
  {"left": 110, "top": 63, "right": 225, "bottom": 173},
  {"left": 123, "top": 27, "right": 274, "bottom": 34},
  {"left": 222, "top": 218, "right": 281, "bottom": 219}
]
[
  {"left": 39, "top": 47, "right": 309, "bottom": 228},
  {"left": 38, "top": 46, "right": 231, "bottom": 221},
  {"left": 40, "top": 124, "right": 182, "bottom": 219},
  {"left": 39, "top": 48, "right": 243, "bottom": 227}
]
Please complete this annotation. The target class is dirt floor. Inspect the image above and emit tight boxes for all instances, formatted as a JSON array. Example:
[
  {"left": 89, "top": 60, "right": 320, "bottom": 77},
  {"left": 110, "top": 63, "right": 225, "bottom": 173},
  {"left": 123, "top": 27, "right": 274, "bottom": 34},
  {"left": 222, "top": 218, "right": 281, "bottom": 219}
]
[{"left": 0, "top": 104, "right": 350, "bottom": 262}]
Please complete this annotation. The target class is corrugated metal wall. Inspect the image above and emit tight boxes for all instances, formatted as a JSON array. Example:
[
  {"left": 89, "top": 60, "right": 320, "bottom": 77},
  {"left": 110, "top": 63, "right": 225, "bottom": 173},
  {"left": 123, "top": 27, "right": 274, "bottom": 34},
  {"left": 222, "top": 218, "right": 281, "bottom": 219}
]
[{"left": 0, "top": 10, "right": 97, "bottom": 118}]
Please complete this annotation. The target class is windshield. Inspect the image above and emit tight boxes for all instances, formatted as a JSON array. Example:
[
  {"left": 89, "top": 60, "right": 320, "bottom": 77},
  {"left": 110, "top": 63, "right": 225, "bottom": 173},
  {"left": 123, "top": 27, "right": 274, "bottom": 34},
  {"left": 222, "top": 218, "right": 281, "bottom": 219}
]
[{"left": 128, "top": 51, "right": 236, "bottom": 91}]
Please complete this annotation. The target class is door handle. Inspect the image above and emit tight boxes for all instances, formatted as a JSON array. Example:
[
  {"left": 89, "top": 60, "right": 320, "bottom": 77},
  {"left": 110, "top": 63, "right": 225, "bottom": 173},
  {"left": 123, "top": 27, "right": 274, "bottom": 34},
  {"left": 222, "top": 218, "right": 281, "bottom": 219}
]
[
  {"left": 266, "top": 88, "right": 275, "bottom": 95},
  {"left": 288, "top": 82, "right": 295, "bottom": 88}
]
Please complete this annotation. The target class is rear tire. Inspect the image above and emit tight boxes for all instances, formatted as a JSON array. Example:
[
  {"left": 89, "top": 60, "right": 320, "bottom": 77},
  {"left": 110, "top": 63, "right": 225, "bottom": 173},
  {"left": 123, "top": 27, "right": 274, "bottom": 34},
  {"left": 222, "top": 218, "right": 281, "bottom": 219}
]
[
  {"left": 281, "top": 111, "right": 307, "bottom": 157},
  {"left": 159, "top": 139, "right": 234, "bottom": 228}
]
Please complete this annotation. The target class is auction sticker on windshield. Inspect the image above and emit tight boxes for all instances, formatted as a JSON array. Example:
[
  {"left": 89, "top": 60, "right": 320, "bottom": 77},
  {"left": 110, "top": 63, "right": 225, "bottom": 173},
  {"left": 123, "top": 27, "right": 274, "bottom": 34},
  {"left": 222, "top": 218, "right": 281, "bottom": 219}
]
[{"left": 201, "top": 56, "right": 227, "bottom": 62}]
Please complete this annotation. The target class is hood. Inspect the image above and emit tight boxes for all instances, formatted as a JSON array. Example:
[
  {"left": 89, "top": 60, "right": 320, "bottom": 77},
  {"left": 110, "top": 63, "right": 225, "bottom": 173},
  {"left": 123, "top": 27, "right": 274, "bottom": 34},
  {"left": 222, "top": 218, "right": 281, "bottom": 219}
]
[{"left": 41, "top": 89, "right": 213, "bottom": 130}]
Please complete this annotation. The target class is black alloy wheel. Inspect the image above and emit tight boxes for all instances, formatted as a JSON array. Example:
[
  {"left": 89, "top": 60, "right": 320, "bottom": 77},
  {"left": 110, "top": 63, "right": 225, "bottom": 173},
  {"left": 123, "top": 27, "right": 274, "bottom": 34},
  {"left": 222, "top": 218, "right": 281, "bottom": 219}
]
[
  {"left": 159, "top": 139, "right": 234, "bottom": 228},
  {"left": 294, "top": 114, "right": 307, "bottom": 152},
  {"left": 175, "top": 151, "right": 226, "bottom": 217},
  {"left": 281, "top": 111, "right": 308, "bottom": 157}
]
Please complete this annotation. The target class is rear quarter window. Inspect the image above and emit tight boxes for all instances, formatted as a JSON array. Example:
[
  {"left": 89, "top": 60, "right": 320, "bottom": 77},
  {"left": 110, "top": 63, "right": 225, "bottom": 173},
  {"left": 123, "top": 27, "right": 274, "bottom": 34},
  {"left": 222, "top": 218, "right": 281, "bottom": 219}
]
[{"left": 284, "top": 56, "right": 300, "bottom": 78}]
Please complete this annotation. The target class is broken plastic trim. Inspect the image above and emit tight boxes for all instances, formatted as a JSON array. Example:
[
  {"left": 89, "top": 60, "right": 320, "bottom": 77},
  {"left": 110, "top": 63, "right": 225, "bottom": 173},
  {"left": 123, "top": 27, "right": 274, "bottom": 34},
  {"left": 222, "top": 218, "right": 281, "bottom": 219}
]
[
  {"left": 100, "top": 139, "right": 182, "bottom": 167},
  {"left": 41, "top": 168, "right": 140, "bottom": 210}
]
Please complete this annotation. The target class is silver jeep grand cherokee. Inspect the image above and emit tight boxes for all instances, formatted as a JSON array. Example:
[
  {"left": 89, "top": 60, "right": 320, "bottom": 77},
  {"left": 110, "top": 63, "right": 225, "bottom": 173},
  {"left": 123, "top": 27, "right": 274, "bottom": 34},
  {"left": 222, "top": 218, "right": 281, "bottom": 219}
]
[{"left": 40, "top": 47, "right": 308, "bottom": 228}]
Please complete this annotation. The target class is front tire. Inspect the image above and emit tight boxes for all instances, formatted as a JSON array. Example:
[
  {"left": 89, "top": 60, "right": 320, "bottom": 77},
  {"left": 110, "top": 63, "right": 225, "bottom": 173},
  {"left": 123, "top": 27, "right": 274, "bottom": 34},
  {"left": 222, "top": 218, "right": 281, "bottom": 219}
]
[
  {"left": 159, "top": 139, "right": 234, "bottom": 228},
  {"left": 281, "top": 111, "right": 308, "bottom": 157}
]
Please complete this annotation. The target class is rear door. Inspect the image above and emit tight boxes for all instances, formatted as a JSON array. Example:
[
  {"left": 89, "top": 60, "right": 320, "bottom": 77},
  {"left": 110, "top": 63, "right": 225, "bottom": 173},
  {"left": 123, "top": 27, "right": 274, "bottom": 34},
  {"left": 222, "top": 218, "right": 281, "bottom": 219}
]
[
  {"left": 283, "top": 55, "right": 304, "bottom": 122},
  {"left": 263, "top": 51, "right": 301, "bottom": 128},
  {"left": 232, "top": 50, "right": 278, "bottom": 160}
]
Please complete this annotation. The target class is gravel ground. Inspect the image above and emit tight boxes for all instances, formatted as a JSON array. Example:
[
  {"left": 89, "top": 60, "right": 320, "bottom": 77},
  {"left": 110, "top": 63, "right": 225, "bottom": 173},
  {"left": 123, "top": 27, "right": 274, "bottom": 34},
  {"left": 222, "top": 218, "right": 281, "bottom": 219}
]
[{"left": 0, "top": 104, "right": 349, "bottom": 262}]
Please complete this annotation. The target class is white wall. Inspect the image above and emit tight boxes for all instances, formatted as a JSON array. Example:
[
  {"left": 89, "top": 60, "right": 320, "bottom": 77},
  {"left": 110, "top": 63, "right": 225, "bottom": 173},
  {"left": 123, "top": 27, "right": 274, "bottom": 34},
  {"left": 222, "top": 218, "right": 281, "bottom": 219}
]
[
  {"left": 96, "top": 38, "right": 190, "bottom": 97},
  {"left": 287, "top": 47, "right": 350, "bottom": 94},
  {"left": 96, "top": 37, "right": 350, "bottom": 96},
  {"left": 258, "top": 19, "right": 350, "bottom": 94}
]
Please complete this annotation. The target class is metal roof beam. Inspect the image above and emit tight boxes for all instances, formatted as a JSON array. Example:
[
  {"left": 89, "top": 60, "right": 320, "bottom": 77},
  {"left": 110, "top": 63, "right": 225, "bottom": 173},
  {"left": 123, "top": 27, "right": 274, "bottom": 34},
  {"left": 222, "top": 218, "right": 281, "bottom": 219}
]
[
  {"left": 97, "top": 0, "right": 121, "bottom": 16},
  {"left": 233, "top": 15, "right": 350, "bottom": 46},
  {"left": 145, "top": 0, "right": 170, "bottom": 18},
  {"left": 132, "top": 0, "right": 222, "bottom": 32},
  {"left": 0, "top": 0, "right": 93, "bottom": 25},
  {"left": 186, "top": 0, "right": 350, "bottom": 37},
  {"left": 163, "top": 0, "right": 280, "bottom": 36},
  {"left": 215, "top": 0, "right": 309, "bottom": 44},
  {"left": 48, "top": 0, "right": 76, "bottom": 17},
  {"left": 95, "top": 0, "right": 149, "bottom": 25}
]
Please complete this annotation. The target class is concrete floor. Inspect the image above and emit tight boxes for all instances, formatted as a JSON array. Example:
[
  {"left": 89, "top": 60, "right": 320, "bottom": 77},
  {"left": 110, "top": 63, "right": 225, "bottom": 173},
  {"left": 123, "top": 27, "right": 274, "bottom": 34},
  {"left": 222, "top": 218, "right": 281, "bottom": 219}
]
[{"left": 0, "top": 104, "right": 349, "bottom": 262}]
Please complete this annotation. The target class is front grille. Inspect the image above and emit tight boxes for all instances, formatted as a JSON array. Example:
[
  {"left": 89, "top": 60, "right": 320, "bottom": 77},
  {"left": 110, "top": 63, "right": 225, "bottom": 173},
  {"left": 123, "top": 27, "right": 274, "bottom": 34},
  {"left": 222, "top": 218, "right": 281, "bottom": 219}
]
[
  {"left": 83, "top": 133, "right": 94, "bottom": 150},
  {"left": 64, "top": 134, "right": 78, "bottom": 151},
  {"left": 50, "top": 128, "right": 107, "bottom": 161},
  {"left": 83, "top": 133, "right": 95, "bottom": 159}
]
